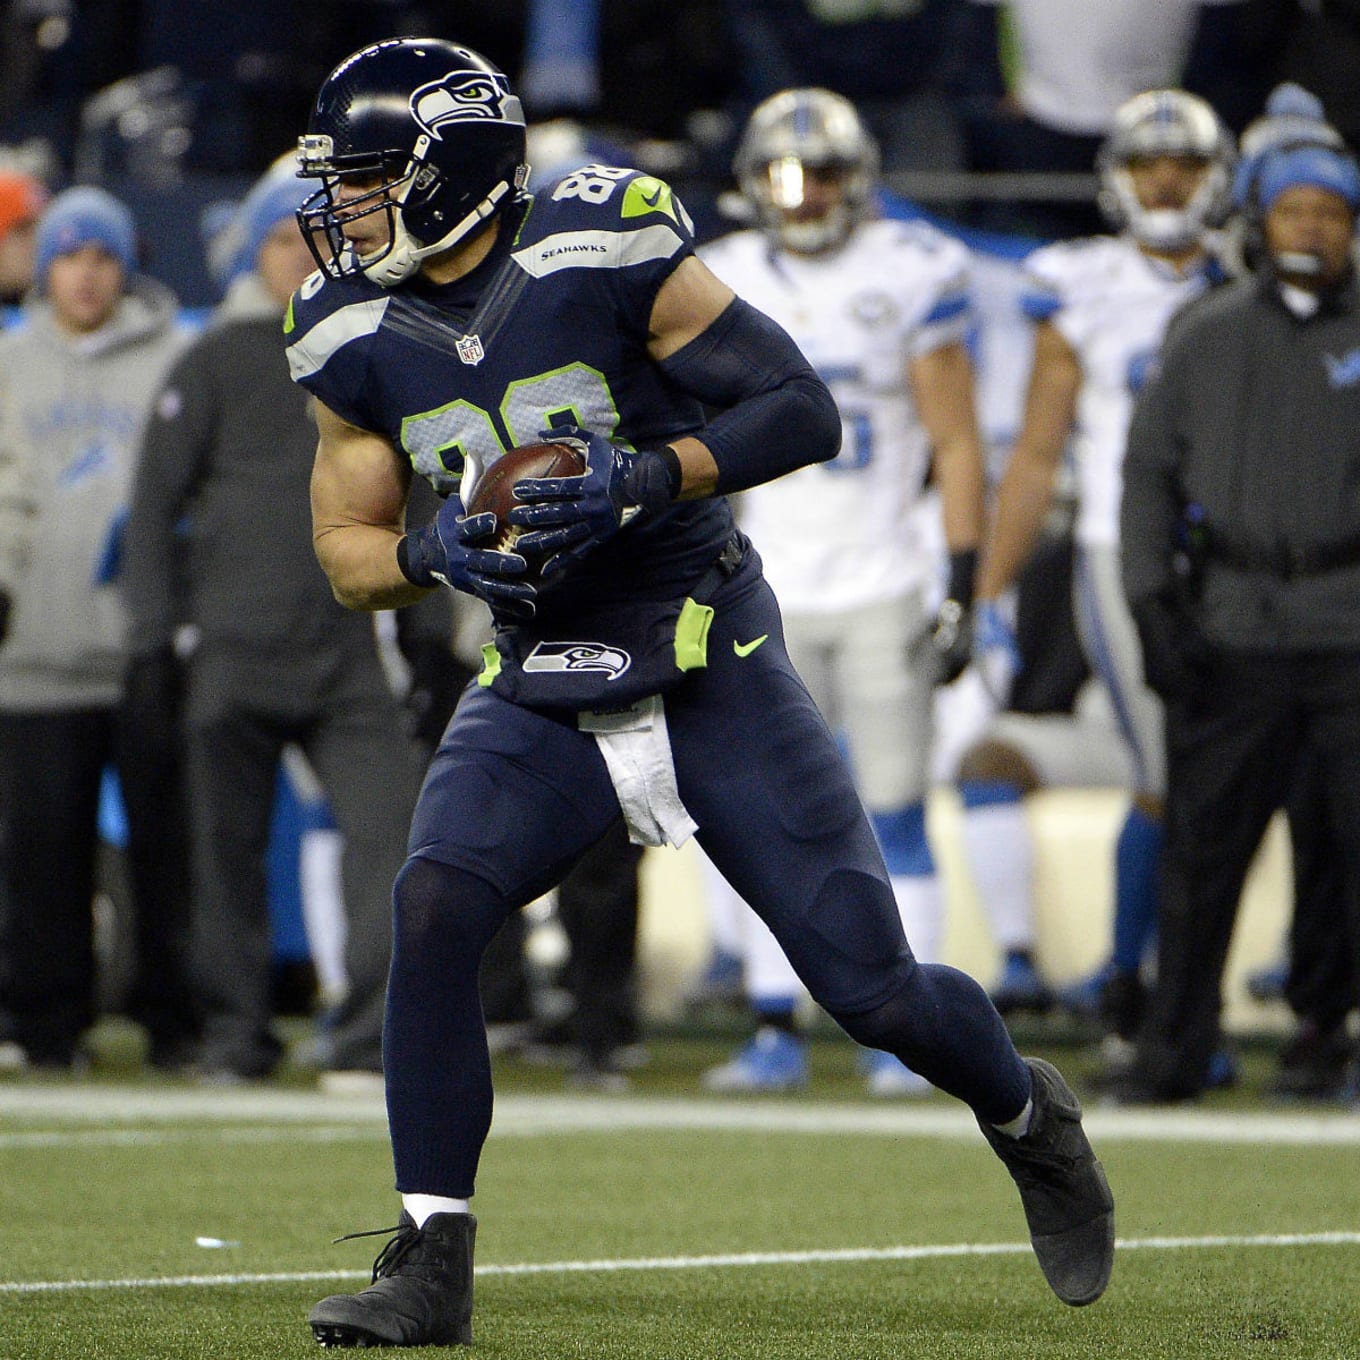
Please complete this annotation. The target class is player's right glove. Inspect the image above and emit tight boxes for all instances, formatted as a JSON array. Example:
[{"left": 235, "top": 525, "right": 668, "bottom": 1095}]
[
  {"left": 509, "top": 426, "right": 642, "bottom": 579},
  {"left": 398, "top": 495, "right": 539, "bottom": 620}
]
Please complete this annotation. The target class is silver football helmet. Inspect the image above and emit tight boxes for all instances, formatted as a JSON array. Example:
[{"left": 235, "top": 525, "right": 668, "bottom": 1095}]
[
  {"left": 733, "top": 87, "right": 879, "bottom": 254},
  {"left": 1097, "top": 90, "right": 1235, "bottom": 252}
]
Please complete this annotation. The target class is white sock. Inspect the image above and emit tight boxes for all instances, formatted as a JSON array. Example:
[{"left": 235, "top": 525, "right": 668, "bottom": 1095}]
[
  {"left": 403, "top": 1193, "right": 470, "bottom": 1226},
  {"left": 890, "top": 874, "right": 943, "bottom": 965},
  {"left": 993, "top": 1097, "right": 1034, "bottom": 1139},
  {"left": 960, "top": 800, "right": 1036, "bottom": 953}
]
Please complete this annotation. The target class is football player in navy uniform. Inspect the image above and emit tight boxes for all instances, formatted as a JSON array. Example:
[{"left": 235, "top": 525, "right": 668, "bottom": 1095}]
[{"left": 287, "top": 38, "right": 1115, "bottom": 1348}]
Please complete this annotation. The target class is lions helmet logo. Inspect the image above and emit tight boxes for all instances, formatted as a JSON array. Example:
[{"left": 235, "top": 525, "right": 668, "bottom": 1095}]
[
  {"left": 410, "top": 73, "right": 524, "bottom": 140},
  {"left": 522, "top": 642, "right": 632, "bottom": 680}
]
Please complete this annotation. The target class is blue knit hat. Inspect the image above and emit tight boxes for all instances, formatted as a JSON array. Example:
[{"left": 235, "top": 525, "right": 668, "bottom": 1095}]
[
  {"left": 1256, "top": 142, "right": 1360, "bottom": 215},
  {"left": 34, "top": 186, "right": 137, "bottom": 287},
  {"left": 206, "top": 154, "right": 308, "bottom": 290}
]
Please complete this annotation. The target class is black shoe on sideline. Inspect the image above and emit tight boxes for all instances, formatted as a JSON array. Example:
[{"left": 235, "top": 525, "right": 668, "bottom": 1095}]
[
  {"left": 309, "top": 1211, "right": 475, "bottom": 1348},
  {"left": 979, "top": 1057, "right": 1115, "bottom": 1306}
]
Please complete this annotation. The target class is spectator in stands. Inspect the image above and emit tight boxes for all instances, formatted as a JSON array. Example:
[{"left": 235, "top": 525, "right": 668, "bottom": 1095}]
[
  {"left": 1238, "top": 0, "right": 1360, "bottom": 151},
  {"left": 972, "top": 91, "right": 1237, "bottom": 1049},
  {"left": 0, "top": 186, "right": 195, "bottom": 1072},
  {"left": 952, "top": 0, "right": 1254, "bottom": 239},
  {"left": 723, "top": 0, "right": 963, "bottom": 174},
  {"left": 121, "top": 157, "right": 424, "bottom": 1086},
  {"left": 1117, "top": 125, "right": 1360, "bottom": 1104},
  {"left": 0, "top": 166, "right": 47, "bottom": 306}
]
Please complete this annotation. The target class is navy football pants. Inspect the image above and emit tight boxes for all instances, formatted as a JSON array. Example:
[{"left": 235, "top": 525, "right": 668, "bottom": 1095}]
[{"left": 389, "top": 567, "right": 1030, "bottom": 1195}]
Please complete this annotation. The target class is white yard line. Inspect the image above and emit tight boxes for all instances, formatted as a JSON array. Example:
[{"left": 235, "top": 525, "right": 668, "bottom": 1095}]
[
  {"left": 1, "top": 1086, "right": 1358, "bottom": 1145},
  {"left": 3, "top": 1232, "right": 1359, "bottom": 1295}
]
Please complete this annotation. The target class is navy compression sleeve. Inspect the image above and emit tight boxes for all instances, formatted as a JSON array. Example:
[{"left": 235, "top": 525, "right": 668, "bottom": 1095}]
[{"left": 657, "top": 296, "right": 841, "bottom": 495}]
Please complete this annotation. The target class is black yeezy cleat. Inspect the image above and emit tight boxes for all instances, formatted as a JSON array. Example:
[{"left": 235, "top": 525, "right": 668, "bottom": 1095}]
[
  {"left": 309, "top": 1211, "right": 475, "bottom": 1347},
  {"left": 979, "top": 1058, "right": 1114, "bottom": 1306}
]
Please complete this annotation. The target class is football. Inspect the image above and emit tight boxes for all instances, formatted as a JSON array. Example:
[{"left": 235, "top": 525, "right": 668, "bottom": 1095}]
[{"left": 465, "top": 440, "right": 587, "bottom": 575}]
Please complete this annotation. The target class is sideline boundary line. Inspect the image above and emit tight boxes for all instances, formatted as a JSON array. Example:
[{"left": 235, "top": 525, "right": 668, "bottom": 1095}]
[
  {"left": 4, "top": 1232, "right": 1359, "bottom": 1295},
  {"left": 2, "top": 1089, "right": 1360, "bottom": 1145}
]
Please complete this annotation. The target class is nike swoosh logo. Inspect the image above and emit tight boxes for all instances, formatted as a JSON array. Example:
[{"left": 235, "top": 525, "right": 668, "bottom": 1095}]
[
  {"left": 733, "top": 634, "right": 768, "bottom": 658},
  {"left": 641, "top": 185, "right": 663, "bottom": 207}
]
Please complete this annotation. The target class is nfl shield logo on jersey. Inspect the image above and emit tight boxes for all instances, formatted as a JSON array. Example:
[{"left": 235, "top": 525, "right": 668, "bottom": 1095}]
[{"left": 456, "top": 334, "right": 485, "bottom": 365}]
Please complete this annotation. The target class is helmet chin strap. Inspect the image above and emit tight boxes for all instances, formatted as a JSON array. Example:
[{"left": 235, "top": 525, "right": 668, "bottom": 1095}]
[
  {"left": 360, "top": 181, "right": 512, "bottom": 285},
  {"left": 1109, "top": 165, "right": 1227, "bottom": 254}
]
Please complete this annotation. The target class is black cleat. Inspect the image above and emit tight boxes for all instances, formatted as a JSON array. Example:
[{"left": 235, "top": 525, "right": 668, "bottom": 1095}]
[
  {"left": 309, "top": 1211, "right": 475, "bottom": 1348},
  {"left": 979, "top": 1057, "right": 1115, "bottom": 1306}
]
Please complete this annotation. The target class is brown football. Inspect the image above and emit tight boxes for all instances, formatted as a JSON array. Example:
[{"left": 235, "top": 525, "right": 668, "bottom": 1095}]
[{"left": 465, "top": 441, "right": 588, "bottom": 579}]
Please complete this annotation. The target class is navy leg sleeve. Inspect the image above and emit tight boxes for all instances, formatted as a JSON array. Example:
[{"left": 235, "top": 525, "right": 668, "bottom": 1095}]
[{"left": 669, "top": 567, "right": 1030, "bottom": 1122}]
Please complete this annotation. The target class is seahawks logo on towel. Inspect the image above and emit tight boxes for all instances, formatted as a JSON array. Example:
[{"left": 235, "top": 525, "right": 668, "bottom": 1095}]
[
  {"left": 522, "top": 642, "right": 631, "bottom": 679},
  {"left": 411, "top": 72, "right": 523, "bottom": 139}
]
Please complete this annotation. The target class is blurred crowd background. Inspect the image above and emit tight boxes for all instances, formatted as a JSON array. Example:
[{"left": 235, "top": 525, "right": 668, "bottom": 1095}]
[{"left": 3, "top": 0, "right": 1356, "bottom": 300}]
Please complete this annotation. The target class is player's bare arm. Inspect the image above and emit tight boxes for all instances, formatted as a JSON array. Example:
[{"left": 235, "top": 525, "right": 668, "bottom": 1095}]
[
  {"left": 911, "top": 339, "right": 986, "bottom": 553},
  {"left": 310, "top": 397, "right": 423, "bottom": 611},
  {"left": 978, "top": 320, "right": 1081, "bottom": 598}
]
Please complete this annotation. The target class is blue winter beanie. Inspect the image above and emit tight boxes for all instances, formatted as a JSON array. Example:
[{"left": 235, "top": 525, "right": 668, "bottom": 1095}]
[
  {"left": 1256, "top": 142, "right": 1360, "bottom": 215},
  {"left": 34, "top": 187, "right": 137, "bottom": 288},
  {"left": 207, "top": 156, "right": 308, "bottom": 290}
]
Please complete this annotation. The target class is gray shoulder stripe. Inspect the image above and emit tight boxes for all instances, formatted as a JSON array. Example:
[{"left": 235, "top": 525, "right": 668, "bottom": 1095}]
[
  {"left": 511, "top": 224, "right": 684, "bottom": 279},
  {"left": 286, "top": 296, "right": 391, "bottom": 381}
]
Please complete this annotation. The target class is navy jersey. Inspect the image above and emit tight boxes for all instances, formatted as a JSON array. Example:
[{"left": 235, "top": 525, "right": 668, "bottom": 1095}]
[{"left": 284, "top": 166, "right": 735, "bottom": 616}]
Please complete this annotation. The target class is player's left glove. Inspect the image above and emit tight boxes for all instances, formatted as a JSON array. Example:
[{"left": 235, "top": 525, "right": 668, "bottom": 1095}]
[
  {"left": 509, "top": 426, "right": 645, "bottom": 579},
  {"left": 973, "top": 596, "right": 1022, "bottom": 705},
  {"left": 931, "top": 549, "right": 979, "bottom": 685}
]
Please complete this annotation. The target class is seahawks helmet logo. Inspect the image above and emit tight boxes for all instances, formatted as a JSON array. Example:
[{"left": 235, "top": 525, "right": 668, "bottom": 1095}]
[
  {"left": 410, "top": 73, "right": 523, "bottom": 140},
  {"left": 522, "top": 642, "right": 632, "bottom": 680}
]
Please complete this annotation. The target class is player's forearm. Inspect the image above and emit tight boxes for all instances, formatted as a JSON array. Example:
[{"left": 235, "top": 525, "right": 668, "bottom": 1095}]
[
  {"left": 978, "top": 451, "right": 1057, "bottom": 599},
  {"left": 314, "top": 521, "right": 430, "bottom": 611},
  {"left": 934, "top": 435, "right": 987, "bottom": 555}
]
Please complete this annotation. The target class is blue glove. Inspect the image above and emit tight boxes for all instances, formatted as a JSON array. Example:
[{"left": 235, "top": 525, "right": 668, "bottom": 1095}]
[
  {"left": 973, "top": 597, "right": 1022, "bottom": 704},
  {"left": 398, "top": 495, "right": 540, "bottom": 619},
  {"left": 508, "top": 427, "right": 641, "bottom": 579}
]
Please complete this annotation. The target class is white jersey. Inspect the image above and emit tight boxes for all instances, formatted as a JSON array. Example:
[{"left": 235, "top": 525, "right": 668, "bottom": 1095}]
[
  {"left": 1021, "top": 234, "right": 1217, "bottom": 550},
  {"left": 700, "top": 218, "right": 972, "bottom": 613}
]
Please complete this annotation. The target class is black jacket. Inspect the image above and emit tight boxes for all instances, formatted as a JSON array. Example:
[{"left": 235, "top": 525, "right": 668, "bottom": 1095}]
[{"left": 1122, "top": 271, "right": 1360, "bottom": 653}]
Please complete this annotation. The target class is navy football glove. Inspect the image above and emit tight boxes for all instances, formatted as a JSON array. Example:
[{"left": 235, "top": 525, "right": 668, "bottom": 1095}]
[
  {"left": 398, "top": 495, "right": 539, "bottom": 620},
  {"left": 509, "top": 427, "right": 642, "bottom": 579}
]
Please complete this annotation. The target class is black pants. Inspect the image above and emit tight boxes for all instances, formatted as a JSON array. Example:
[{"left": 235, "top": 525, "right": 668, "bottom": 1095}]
[
  {"left": 0, "top": 706, "right": 193, "bottom": 1062},
  {"left": 1137, "top": 650, "right": 1360, "bottom": 1095},
  {"left": 1285, "top": 741, "right": 1355, "bottom": 1030},
  {"left": 184, "top": 645, "right": 421, "bottom": 1075}
]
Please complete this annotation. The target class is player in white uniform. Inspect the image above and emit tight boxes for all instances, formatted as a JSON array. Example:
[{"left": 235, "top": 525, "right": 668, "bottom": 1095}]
[
  {"left": 695, "top": 87, "right": 987, "bottom": 1093},
  {"left": 967, "top": 89, "right": 1236, "bottom": 1045}
]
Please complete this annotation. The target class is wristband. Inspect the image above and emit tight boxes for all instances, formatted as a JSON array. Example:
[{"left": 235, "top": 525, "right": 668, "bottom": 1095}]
[
  {"left": 947, "top": 548, "right": 979, "bottom": 605},
  {"left": 624, "top": 445, "right": 683, "bottom": 517},
  {"left": 397, "top": 526, "right": 443, "bottom": 588}
]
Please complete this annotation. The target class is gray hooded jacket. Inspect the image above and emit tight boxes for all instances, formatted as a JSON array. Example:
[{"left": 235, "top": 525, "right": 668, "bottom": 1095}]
[{"left": 0, "top": 278, "right": 191, "bottom": 709}]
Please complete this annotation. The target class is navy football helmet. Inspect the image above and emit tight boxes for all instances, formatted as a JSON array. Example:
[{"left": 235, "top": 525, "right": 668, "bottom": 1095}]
[
  {"left": 734, "top": 88, "right": 879, "bottom": 254},
  {"left": 1097, "top": 90, "right": 1235, "bottom": 252},
  {"left": 297, "top": 38, "right": 529, "bottom": 285}
]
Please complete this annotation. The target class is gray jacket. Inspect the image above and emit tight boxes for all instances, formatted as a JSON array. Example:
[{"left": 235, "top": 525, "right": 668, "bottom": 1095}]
[
  {"left": 0, "top": 279, "right": 191, "bottom": 709},
  {"left": 121, "top": 273, "right": 382, "bottom": 662},
  {"left": 1122, "top": 273, "right": 1360, "bottom": 652}
]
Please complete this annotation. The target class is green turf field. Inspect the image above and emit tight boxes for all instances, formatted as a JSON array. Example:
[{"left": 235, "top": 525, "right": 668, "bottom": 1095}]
[{"left": 3, "top": 1024, "right": 1359, "bottom": 1359}]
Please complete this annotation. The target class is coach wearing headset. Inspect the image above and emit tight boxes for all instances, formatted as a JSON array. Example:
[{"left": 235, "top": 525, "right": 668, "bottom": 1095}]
[{"left": 1118, "top": 129, "right": 1360, "bottom": 1104}]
